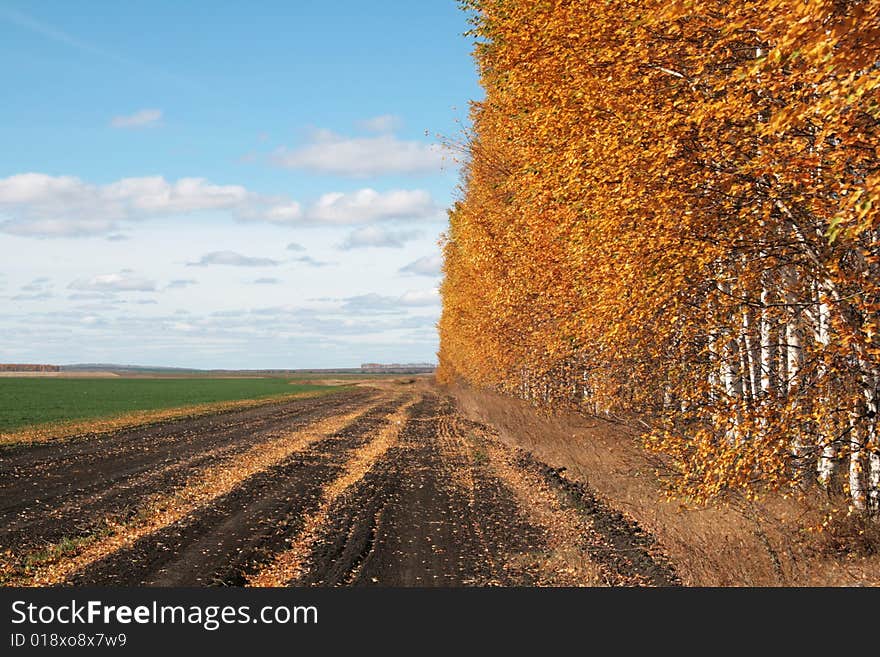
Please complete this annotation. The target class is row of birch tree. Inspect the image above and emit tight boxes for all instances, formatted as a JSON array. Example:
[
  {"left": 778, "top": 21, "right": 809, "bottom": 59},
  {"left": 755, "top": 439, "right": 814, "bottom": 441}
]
[{"left": 439, "top": 0, "right": 880, "bottom": 510}]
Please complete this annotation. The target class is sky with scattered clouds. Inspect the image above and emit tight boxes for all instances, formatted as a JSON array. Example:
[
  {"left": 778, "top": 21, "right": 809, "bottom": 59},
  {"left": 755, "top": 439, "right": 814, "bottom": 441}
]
[{"left": 0, "top": 1, "right": 478, "bottom": 368}]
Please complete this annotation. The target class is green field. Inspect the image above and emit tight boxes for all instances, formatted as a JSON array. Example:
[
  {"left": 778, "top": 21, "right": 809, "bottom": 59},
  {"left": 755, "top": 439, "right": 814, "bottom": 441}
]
[{"left": 0, "top": 377, "right": 336, "bottom": 432}]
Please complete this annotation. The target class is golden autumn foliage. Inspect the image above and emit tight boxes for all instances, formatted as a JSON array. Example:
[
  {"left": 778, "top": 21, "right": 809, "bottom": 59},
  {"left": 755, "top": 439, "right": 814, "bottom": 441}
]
[{"left": 439, "top": 0, "right": 880, "bottom": 509}]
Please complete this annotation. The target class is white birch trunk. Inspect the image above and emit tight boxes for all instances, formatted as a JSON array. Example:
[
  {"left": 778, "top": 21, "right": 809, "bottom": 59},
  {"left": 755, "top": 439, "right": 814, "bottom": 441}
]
[
  {"left": 722, "top": 329, "right": 744, "bottom": 443},
  {"left": 785, "top": 270, "right": 808, "bottom": 481},
  {"left": 863, "top": 378, "right": 879, "bottom": 514},
  {"left": 708, "top": 327, "right": 720, "bottom": 401},
  {"left": 850, "top": 412, "right": 867, "bottom": 512},
  {"left": 787, "top": 315, "right": 808, "bottom": 480},
  {"left": 739, "top": 334, "right": 753, "bottom": 403},
  {"left": 742, "top": 308, "right": 761, "bottom": 403},
  {"left": 759, "top": 276, "right": 774, "bottom": 398},
  {"left": 777, "top": 327, "right": 789, "bottom": 398},
  {"left": 869, "top": 444, "right": 880, "bottom": 515},
  {"left": 785, "top": 318, "right": 803, "bottom": 391},
  {"left": 855, "top": 357, "right": 879, "bottom": 513},
  {"left": 815, "top": 294, "right": 837, "bottom": 487}
]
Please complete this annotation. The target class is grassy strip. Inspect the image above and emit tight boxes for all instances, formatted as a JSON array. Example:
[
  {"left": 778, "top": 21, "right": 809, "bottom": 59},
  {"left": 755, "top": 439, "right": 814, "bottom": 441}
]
[
  {"left": 0, "top": 386, "right": 349, "bottom": 448},
  {"left": 0, "top": 527, "right": 114, "bottom": 586},
  {"left": 0, "top": 377, "right": 343, "bottom": 433}
]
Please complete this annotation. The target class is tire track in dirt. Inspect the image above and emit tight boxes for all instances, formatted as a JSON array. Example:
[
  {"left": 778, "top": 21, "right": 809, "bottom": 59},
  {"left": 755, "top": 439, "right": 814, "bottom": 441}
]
[
  {"left": 437, "top": 403, "right": 603, "bottom": 586},
  {"left": 66, "top": 396, "right": 411, "bottom": 586},
  {"left": 448, "top": 411, "right": 679, "bottom": 586},
  {"left": 248, "top": 397, "right": 418, "bottom": 586},
  {"left": 0, "top": 389, "right": 373, "bottom": 557},
  {"left": 523, "top": 457, "right": 680, "bottom": 586},
  {"left": 292, "top": 394, "right": 546, "bottom": 586}
]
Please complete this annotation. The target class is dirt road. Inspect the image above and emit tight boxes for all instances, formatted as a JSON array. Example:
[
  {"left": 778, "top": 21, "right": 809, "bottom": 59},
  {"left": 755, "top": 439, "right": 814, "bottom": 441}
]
[{"left": 0, "top": 385, "right": 678, "bottom": 587}]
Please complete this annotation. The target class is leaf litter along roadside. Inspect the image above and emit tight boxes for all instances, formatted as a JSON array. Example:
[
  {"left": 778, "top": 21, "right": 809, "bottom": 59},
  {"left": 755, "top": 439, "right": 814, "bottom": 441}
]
[
  {"left": 452, "top": 413, "right": 680, "bottom": 586},
  {"left": 2, "top": 388, "right": 683, "bottom": 587},
  {"left": 441, "top": 410, "right": 605, "bottom": 586},
  {"left": 2, "top": 395, "right": 390, "bottom": 586},
  {"left": 0, "top": 386, "right": 347, "bottom": 448}
]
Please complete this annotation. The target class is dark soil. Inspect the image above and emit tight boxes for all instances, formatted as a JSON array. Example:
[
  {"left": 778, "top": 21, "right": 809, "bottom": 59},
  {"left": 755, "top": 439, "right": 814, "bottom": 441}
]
[
  {"left": 68, "top": 398, "right": 403, "bottom": 586},
  {"left": 2, "top": 386, "right": 683, "bottom": 587},
  {"left": 293, "top": 395, "right": 545, "bottom": 586},
  {"left": 519, "top": 456, "right": 680, "bottom": 586},
  {"left": 0, "top": 388, "right": 374, "bottom": 556}
]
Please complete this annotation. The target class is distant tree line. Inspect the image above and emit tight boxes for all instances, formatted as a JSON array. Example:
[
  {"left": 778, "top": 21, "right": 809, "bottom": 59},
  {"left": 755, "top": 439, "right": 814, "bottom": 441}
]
[{"left": 0, "top": 364, "right": 60, "bottom": 372}]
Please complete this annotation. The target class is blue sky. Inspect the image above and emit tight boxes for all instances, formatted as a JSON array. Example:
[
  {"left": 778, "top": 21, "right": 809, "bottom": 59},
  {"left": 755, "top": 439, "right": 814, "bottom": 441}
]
[{"left": 0, "top": 1, "right": 479, "bottom": 368}]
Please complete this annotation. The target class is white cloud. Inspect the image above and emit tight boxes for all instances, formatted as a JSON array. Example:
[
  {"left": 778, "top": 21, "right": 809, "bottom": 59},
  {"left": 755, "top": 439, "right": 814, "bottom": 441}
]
[
  {"left": 272, "top": 130, "right": 449, "bottom": 177},
  {"left": 286, "top": 242, "right": 305, "bottom": 251},
  {"left": 67, "top": 292, "right": 113, "bottom": 301},
  {"left": 20, "top": 277, "right": 52, "bottom": 292},
  {"left": 105, "top": 176, "right": 249, "bottom": 213},
  {"left": 251, "top": 277, "right": 281, "bottom": 285},
  {"left": 342, "top": 289, "right": 440, "bottom": 312},
  {"left": 14, "top": 277, "right": 53, "bottom": 300},
  {"left": 1, "top": 217, "right": 118, "bottom": 238},
  {"left": 357, "top": 114, "right": 402, "bottom": 134},
  {"left": 0, "top": 173, "right": 83, "bottom": 204},
  {"left": 166, "top": 279, "right": 198, "bottom": 289},
  {"left": 0, "top": 172, "right": 439, "bottom": 237},
  {"left": 68, "top": 272, "right": 157, "bottom": 292},
  {"left": 400, "top": 254, "right": 443, "bottom": 276},
  {"left": 0, "top": 173, "right": 250, "bottom": 237},
  {"left": 12, "top": 291, "right": 52, "bottom": 301},
  {"left": 111, "top": 108, "right": 163, "bottom": 128},
  {"left": 338, "top": 226, "right": 422, "bottom": 250},
  {"left": 303, "top": 188, "right": 437, "bottom": 225},
  {"left": 187, "top": 251, "right": 280, "bottom": 267},
  {"left": 293, "top": 256, "right": 332, "bottom": 268},
  {"left": 260, "top": 201, "right": 302, "bottom": 223},
  {"left": 0, "top": 298, "right": 440, "bottom": 367},
  {"left": 398, "top": 289, "right": 441, "bottom": 306}
]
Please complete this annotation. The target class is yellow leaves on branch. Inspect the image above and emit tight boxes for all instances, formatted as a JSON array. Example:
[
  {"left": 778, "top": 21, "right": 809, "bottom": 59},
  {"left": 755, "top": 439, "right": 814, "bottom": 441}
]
[{"left": 440, "top": 0, "right": 880, "bottom": 506}]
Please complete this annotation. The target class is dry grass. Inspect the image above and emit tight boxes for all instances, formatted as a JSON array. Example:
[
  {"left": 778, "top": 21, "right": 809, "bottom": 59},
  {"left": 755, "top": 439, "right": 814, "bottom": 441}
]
[
  {"left": 810, "top": 511, "right": 880, "bottom": 559},
  {"left": 447, "top": 383, "right": 880, "bottom": 586}
]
